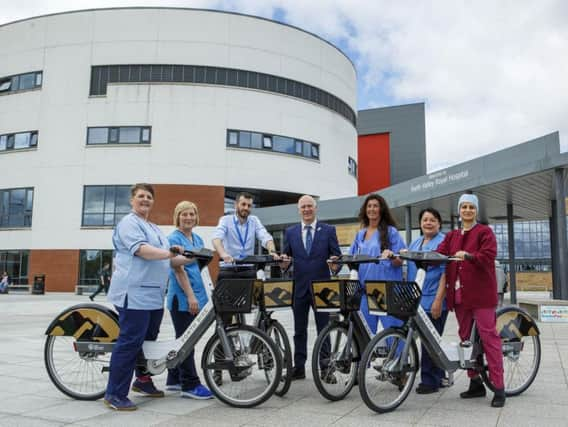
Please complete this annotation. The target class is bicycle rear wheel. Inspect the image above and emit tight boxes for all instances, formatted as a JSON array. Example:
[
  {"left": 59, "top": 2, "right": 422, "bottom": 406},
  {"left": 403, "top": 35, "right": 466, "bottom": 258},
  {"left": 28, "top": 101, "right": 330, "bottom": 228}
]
[
  {"left": 44, "top": 335, "right": 110, "bottom": 400},
  {"left": 311, "top": 323, "right": 359, "bottom": 401},
  {"left": 358, "top": 328, "right": 418, "bottom": 413},
  {"left": 267, "top": 320, "right": 293, "bottom": 397},
  {"left": 478, "top": 335, "right": 541, "bottom": 396},
  {"left": 201, "top": 324, "right": 282, "bottom": 408}
]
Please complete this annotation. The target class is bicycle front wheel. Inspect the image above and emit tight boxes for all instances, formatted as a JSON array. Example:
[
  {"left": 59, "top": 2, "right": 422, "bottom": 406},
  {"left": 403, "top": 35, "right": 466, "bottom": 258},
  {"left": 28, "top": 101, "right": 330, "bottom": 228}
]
[
  {"left": 44, "top": 335, "right": 110, "bottom": 400},
  {"left": 358, "top": 328, "right": 418, "bottom": 413},
  {"left": 201, "top": 324, "right": 282, "bottom": 408},
  {"left": 267, "top": 320, "right": 293, "bottom": 397},
  {"left": 311, "top": 323, "right": 359, "bottom": 401}
]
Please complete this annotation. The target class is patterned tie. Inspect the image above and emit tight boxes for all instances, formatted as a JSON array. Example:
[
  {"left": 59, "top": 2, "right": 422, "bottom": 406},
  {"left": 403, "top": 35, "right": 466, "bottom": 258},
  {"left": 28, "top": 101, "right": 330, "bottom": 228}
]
[{"left": 305, "top": 225, "right": 313, "bottom": 254}]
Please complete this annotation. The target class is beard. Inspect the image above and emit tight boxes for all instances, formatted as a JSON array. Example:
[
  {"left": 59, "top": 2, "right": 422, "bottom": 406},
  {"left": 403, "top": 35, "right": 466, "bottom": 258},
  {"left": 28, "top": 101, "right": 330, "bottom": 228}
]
[{"left": 237, "top": 207, "right": 250, "bottom": 220}]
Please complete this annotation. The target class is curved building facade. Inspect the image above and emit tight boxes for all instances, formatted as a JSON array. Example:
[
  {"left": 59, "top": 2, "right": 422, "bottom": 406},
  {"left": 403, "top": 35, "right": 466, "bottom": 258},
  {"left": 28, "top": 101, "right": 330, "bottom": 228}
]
[{"left": 0, "top": 8, "right": 357, "bottom": 290}]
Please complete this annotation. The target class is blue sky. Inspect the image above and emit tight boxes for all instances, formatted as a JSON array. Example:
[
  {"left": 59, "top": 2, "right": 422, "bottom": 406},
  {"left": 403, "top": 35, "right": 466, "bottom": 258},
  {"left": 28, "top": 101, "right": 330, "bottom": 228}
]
[{"left": 2, "top": 0, "right": 567, "bottom": 171}]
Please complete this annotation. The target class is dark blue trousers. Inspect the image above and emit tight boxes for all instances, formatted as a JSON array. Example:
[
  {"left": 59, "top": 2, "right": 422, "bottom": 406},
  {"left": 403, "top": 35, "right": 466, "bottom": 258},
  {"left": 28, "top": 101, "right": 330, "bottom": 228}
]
[
  {"left": 167, "top": 296, "right": 201, "bottom": 390},
  {"left": 293, "top": 294, "right": 329, "bottom": 369},
  {"left": 420, "top": 310, "right": 448, "bottom": 388},
  {"left": 106, "top": 300, "right": 163, "bottom": 399}
]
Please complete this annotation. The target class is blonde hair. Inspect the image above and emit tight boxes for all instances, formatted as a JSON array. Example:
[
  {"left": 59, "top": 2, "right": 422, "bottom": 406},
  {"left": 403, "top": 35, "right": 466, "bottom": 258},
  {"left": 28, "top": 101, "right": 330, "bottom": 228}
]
[{"left": 173, "top": 201, "right": 200, "bottom": 227}]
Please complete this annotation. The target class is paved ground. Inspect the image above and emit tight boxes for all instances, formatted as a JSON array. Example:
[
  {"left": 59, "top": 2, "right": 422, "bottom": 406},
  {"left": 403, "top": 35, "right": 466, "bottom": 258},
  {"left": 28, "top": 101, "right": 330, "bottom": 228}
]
[{"left": 1, "top": 292, "right": 567, "bottom": 426}]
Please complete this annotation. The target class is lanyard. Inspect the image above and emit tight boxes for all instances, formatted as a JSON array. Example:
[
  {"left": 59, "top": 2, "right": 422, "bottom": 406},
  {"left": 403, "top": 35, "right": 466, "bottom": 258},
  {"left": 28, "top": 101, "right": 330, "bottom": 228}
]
[{"left": 233, "top": 216, "right": 250, "bottom": 256}]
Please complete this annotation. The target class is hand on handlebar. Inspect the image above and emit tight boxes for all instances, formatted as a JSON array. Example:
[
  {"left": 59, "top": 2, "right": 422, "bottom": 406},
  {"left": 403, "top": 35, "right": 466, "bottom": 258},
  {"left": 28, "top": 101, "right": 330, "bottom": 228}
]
[
  {"left": 380, "top": 249, "right": 396, "bottom": 259},
  {"left": 169, "top": 245, "right": 185, "bottom": 257},
  {"left": 327, "top": 255, "right": 341, "bottom": 274},
  {"left": 453, "top": 251, "right": 472, "bottom": 261},
  {"left": 221, "top": 254, "right": 234, "bottom": 264}
]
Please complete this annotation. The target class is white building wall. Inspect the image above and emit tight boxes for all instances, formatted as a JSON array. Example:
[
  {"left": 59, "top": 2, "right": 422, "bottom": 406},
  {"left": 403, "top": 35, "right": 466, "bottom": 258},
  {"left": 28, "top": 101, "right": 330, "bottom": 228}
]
[{"left": 0, "top": 8, "right": 357, "bottom": 250}]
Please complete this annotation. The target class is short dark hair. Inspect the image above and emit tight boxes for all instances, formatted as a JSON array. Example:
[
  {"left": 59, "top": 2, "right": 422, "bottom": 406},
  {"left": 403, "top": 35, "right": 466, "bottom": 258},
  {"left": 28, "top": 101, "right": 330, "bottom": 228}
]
[
  {"left": 235, "top": 192, "right": 254, "bottom": 203},
  {"left": 418, "top": 208, "right": 443, "bottom": 225},
  {"left": 130, "top": 183, "right": 155, "bottom": 198}
]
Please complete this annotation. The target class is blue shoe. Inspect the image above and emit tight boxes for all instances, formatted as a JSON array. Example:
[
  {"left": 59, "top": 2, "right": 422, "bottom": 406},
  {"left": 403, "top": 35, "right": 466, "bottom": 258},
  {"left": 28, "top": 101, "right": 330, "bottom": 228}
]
[
  {"left": 131, "top": 379, "right": 165, "bottom": 397},
  {"left": 181, "top": 384, "right": 214, "bottom": 400},
  {"left": 166, "top": 383, "right": 182, "bottom": 391},
  {"left": 103, "top": 395, "right": 138, "bottom": 411}
]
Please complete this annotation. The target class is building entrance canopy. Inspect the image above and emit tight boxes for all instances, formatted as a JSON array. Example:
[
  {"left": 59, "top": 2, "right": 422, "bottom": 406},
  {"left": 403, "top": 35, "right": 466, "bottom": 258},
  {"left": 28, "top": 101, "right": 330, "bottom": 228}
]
[{"left": 257, "top": 132, "right": 568, "bottom": 302}]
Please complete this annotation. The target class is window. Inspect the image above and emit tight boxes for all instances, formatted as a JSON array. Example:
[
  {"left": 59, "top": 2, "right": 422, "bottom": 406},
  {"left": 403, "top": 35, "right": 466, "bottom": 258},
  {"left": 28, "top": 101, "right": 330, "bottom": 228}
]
[
  {"left": 0, "top": 71, "right": 43, "bottom": 94},
  {"left": 227, "top": 129, "right": 319, "bottom": 161},
  {"left": 82, "top": 185, "right": 130, "bottom": 226},
  {"left": 0, "top": 188, "right": 34, "bottom": 228},
  {"left": 0, "top": 131, "right": 38, "bottom": 152},
  {"left": 348, "top": 157, "right": 357, "bottom": 178},
  {"left": 89, "top": 65, "right": 356, "bottom": 126},
  {"left": 78, "top": 249, "right": 114, "bottom": 287},
  {"left": 87, "top": 127, "right": 151, "bottom": 145},
  {"left": 0, "top": 250, "right": 29, "bottom": 285}
]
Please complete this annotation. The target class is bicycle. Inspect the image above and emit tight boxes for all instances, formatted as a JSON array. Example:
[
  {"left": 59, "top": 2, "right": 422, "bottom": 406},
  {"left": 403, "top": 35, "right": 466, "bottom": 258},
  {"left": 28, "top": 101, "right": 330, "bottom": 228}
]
[
  {"left": 310, "top": 254, "right": 385, "bottom": 401},
  {"left": 230, "top": 255, "right": 294, "bottom": 397},
  {"left": 44, "top": 248, "right": 283, "bottom": 408},
  {"left": 357, "top": 250, "right": 541, "bottom": 413}
]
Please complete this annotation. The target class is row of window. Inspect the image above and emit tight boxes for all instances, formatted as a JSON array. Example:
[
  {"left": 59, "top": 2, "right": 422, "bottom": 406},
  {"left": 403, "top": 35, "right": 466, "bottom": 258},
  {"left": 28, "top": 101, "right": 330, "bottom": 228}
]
[
  {"left": 90, "top": 65, "right": 356, "bottom": 126},
  {"left": 0, "top": 71, "right": 42, "bottom": 94},
  {"left": 87, "top": 127, "right": 151, "bottom": 145},
  {"left": 227, "top": 129, "right": 320, "bottom": 160},
  {"left": 0, "top": 131, "right": 38, "bottom": 152}
]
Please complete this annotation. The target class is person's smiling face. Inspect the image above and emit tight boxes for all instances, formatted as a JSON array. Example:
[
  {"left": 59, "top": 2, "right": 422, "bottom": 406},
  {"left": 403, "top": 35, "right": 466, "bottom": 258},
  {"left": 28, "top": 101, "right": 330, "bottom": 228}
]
[{"left": 131, "top": 189, "right": 154, "bottom": 218}]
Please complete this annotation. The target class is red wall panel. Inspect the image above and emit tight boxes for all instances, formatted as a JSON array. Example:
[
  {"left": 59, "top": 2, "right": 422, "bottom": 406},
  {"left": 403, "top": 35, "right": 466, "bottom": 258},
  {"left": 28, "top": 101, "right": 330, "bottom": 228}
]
[{"left": 357, "top": 133, "right": 390, "bottom": 195}]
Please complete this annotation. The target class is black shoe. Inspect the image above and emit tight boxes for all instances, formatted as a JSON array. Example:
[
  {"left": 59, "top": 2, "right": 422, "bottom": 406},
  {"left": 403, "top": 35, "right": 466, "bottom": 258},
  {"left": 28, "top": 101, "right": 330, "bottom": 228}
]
[
  {"left": 460, "top": 377, "right": 486, "bottom": 399},
  {"left": 89, "top": 295, "right": 94, "bottom": 301},
  {"left": 415, "top": 383, "right": 439, "bottom": 394},
  {"left": 491, "top": 389, "right": 506, "bottom": 408},
  {"left": 213, "top": 370, "right": 222, "bottom": 386},
  {"left": 291, "top": 367, "right": 305, "bottom": 381}
]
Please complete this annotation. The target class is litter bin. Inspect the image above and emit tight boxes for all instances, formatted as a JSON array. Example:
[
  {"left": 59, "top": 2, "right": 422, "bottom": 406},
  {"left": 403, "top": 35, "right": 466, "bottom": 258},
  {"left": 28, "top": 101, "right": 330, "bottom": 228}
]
[{"left": 32, "top": 274, "right": 46, "bottom": 295}]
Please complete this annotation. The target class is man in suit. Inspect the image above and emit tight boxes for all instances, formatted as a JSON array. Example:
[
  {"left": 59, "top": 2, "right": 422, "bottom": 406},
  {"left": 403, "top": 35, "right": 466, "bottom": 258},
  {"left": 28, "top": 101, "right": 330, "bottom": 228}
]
[{"left": 283, "top": 195, "right": 341, "bottom": 380}]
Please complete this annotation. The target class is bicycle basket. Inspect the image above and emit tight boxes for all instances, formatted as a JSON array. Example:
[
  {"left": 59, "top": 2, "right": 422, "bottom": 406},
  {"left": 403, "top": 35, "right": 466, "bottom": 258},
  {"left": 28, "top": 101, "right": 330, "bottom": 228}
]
[
  {"left": 260, "top": 280, "right": 294, "bottom": 309},
  {"left": 311, "top": 280, "right": 362, "bottom": 312},
  {"left": 213, "top": 279, "right": 254, "bottom": 313},
  {"left": 365, "top": 281, "right": 421, "bottom": 318}
]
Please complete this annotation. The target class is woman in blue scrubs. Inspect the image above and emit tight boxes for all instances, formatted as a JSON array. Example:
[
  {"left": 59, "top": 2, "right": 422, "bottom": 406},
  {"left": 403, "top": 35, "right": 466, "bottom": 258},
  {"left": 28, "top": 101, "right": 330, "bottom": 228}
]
[
  {"left": 350, "top": 193, "right": 406, "bottom": 334},
  {"left": 406, "top": 208, "right": 447, "bottom": 394},
  {"left": 104, "top": 183, "right": 184, "bottom": 411},
  {"left": 165, "top": 201, "right": 213, "bottom": 400}
]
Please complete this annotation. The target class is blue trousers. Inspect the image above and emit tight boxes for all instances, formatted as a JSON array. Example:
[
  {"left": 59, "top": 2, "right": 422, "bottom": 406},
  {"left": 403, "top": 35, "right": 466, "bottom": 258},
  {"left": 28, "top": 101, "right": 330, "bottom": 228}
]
[
  {"left": 166, "top": 296, "right": 201, "bottom": 390},
  {"left": 293, "top": 295, "right": 329, "bottom": 369},
  {"left": 420, "top": 310, "right": 448, "bottom": 387},
  {"left": 106, "top": 300, "right": 163, "bottom": 399}
]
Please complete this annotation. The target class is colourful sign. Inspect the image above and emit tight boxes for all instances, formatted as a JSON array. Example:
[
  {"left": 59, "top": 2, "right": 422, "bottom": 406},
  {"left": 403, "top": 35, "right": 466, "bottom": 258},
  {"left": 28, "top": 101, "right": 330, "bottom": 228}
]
[{"left": 540, "top": 305, "right": 568, "bottom": 322}]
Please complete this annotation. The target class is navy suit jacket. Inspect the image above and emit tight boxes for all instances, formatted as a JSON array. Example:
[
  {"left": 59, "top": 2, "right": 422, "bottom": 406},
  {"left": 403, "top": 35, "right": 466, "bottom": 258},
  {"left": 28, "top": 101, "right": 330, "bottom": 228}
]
[{"left": 283, "top": 222, "right": 341, "bottom": 299}]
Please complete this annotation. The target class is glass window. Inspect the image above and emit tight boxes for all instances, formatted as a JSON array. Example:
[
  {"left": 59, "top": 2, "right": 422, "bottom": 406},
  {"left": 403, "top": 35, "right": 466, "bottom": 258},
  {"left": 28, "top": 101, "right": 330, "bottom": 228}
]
[
  {"left": 228, "top": 131, "right": 238, "bottom": 146},
  {"left": 6, "top": 135, "right": 14, "bottom": 150},
  {"left": 303, "top": 142, "right": 311, "bottom": 157},
  {"left": 263, "top": 135, "right": 273, "bottom": 149},
  {"left": 251, "top": 133, "right": 262, "bottom": 149},
  {"left": 0, "top": 131, "right": 38, "bottom": 151},
  {"left": 311, "top": 144, "right": 319, "bottom": 159},
  {"left": 239, "top": 131, "right": 252, "bottom": 148},
  {"left": 0, "top": 135, "right": 6, "bottom": 151},
  {"left": 87, "top": 128, "right": 108, "bottom": 145},
  {"left": 0, "top": 188, "right": 33, "bottom": 228},
  {"left": 0, "top": 79, "right": 11, "bottom": 92},
  {"left": 0, "top": 250, "right": 30, "bottom": 285},
  {"left": 109, "top": 127, "right": 119, "bottom": 143},
  {"left": 18, "top": 73, "right": 36, "bottom": 90},
  {"left": 14, "top": 133, "right": 29, "bottom": 149},
  {"left": 119, "top": 127, "right": 141, "bottom": 143},
  {"left": 273, "top": 136, "right": 295, "bottom": 154},
  {"left": 141, "top": 127, "right": 150, "bottom": 142},
  {"left": 82, "top": 185, "right": 130, "bottom": 227},
  {"left": 78, "top": 249, "right": 114, "bottom": 287},
  {"left": 295, "top": 140, "right": 303, "bottom": 154}
]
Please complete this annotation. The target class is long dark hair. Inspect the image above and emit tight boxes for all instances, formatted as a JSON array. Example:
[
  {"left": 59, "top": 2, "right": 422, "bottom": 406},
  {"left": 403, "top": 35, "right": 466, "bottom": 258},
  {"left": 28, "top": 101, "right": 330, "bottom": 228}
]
[
  {"left": 358, "top": 194, "right": 398, "bottom": 251},
  {"left": 418, "top": 208, "right": 443, "bottom": 235}
]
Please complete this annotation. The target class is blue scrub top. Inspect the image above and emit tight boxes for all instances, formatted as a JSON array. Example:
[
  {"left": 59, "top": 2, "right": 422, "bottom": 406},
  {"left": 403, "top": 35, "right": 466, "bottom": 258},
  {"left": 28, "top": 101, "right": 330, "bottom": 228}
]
[
  {"left": 166, "top": 230, "right": 208, "bottom": 311},
  {"left": 349, "top": 226, "right": 406, "bottom": 284},
  {"left": 407, "top": 232, "right": 447, "bottom": 312},
  {"left": 107, "top": 213, "right": 170, "bottom": 310}
]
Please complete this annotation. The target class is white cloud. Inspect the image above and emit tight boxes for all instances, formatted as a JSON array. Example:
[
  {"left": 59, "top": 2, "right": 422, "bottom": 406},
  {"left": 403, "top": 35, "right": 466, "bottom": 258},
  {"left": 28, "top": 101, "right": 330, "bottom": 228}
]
[{"left": 2, "top": 0, "right": 567, "bottom": 172}]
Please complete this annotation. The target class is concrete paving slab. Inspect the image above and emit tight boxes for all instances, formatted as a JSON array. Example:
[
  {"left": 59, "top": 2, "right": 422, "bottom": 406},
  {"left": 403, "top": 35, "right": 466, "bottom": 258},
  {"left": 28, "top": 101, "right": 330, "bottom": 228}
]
[{"left": 1, "top": 292, "right": 567, "bottom": 427}]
